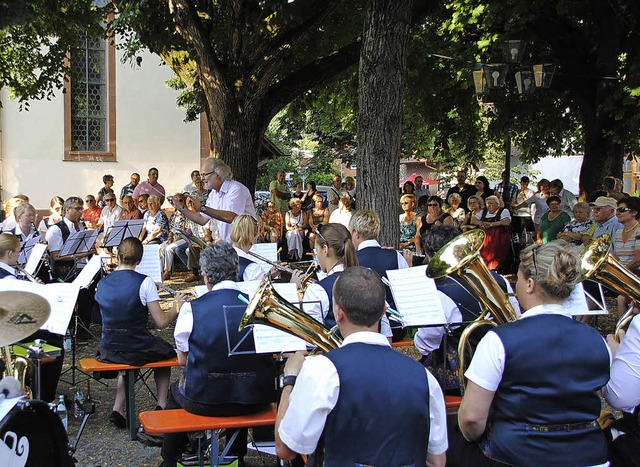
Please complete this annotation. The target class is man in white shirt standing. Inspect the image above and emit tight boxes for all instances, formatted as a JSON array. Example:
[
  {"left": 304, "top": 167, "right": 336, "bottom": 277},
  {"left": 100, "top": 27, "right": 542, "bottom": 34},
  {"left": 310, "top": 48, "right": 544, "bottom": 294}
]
[
  {"left": 276, "top": 266, "right": 447, "bottom": 466},
  {"left": 327, "top": 175, "right": 342, "bottom": 213},
  {"left": 170, "top": 158, "right": 255, "bottom": 243}
]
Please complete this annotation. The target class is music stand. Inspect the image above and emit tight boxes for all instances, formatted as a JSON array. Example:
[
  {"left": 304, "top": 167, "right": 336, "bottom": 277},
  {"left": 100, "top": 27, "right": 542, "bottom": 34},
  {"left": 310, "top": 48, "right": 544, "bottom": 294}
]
[
  {"left": 59, "top": 229, "right": 100, "bottom": 258},
  {"left": 18, "top": 236, "right": 40, "bottom": 266},
  {"left": 104, "top": 219, "right": 145, "bottom": 248}
]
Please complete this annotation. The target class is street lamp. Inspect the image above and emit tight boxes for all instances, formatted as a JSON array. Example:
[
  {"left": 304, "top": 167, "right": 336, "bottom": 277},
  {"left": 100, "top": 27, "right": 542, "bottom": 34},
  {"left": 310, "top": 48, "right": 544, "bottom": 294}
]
[{"left": 473, "top": 40, "right": 556, "bottom": 205}]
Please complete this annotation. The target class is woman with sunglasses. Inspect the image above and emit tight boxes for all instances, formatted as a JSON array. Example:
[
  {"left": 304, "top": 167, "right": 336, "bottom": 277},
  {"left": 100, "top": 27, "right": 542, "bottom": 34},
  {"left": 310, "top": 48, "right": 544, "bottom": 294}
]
[
  {"left": 449, "top": 241, "right": 611, "bottom": 467},
  {"left": 460, "top": 195, "right": 484, "bottom": 232},
  {"left": 293, "top": 223, "right": 358, "bottom": 329},
  {"left": 613, "top": 196, "right": 640, "bottom": 315},
  {"left": 399, "top": 194, "right": 418, "bottom": 251},
  {"left": 415, "top": 196, "right": 454, "bottom": 255}
]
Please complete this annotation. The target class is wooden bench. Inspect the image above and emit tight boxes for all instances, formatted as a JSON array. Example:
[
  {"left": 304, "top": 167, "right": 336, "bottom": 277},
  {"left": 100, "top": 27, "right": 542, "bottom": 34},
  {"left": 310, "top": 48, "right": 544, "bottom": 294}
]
[
  {"left": 79, "top": 356, "right": 180, "bottom": 440},
  {"left": 139, "top": 404, "right": 277, "bottom": 467},
  {"left": 391, "top": 337, "right": 414, "bottom": 348}
]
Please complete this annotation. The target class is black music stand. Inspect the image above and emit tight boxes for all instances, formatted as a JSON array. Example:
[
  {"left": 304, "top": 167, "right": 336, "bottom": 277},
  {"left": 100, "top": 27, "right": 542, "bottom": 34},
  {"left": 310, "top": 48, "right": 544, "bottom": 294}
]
[
  {"left": 60, "top": 229, "right": 100, "bottom": 258},
  {"left": 104, "top": 219, "right": 145, "bottom": 248},
  {"left": 18, "top": 236, "right": 40, "bottom": 265}
]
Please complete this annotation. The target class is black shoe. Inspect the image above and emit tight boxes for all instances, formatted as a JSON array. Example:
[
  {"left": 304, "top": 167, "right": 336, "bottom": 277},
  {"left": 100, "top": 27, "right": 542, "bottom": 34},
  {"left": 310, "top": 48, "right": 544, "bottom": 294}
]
[
  {"left": 108, "top": 410, "right": 126, "bottom": 429},
  {"left": 155, "top": 405, "right": 163, "bottom": 411},
  {"left": 137, "top": 430, "right": 164, "bottom": 447}
]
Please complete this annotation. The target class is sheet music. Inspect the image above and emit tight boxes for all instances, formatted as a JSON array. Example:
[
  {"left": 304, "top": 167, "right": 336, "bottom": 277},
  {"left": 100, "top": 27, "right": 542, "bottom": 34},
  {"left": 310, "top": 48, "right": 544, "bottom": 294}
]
[
  {"left": 18, "top": 237, "right": 41, "bottom": 265},
  {"left": 249, "top": 243, "right": 278, "bottom": 272},
  {"left": 59, "top": 229, "right": 99, "bottom": 257},
  {"left": 24, "top": 243, "right": 47, "bottom": 275},
  {"left": 72, "top": 254, "right": 102, "bottom": 288},
  {"left": 135, "top": 244, "right": 162, "bottom": 282},
  {"left": 0, "top": 281, "right": 79, "bottom": 335},
  {"left": 104, "top": 219, "right": 145, "bottom": 247},
  {"left": 194, "top": 285, "right": 208, "bottom": 298},
  {"left": 386, "top": 265, "right": 447, "bottom": 327},
  {"left": 566, "top": 282, "right": 605, "bottom": 315}
]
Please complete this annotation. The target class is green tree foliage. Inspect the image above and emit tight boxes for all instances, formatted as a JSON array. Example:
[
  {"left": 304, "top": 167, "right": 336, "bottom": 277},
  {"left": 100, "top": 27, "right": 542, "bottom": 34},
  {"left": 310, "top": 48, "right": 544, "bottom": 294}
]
[{"left": 0, "top": 0, "right": 105, "bottom": 106}]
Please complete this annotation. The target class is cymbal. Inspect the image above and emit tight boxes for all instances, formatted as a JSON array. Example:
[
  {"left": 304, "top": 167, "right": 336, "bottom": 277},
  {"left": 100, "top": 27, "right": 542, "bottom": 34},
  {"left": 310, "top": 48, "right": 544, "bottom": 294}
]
[{"left": 0, "top": 291, "right": 51, "bottom": 347}]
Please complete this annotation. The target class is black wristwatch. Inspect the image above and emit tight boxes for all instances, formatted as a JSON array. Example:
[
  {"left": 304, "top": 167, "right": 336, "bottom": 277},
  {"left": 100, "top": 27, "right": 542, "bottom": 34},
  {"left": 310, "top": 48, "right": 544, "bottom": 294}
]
[
  {"left": 280, "top": 375, "right": 297, "bottom": 389},
  {"left": 199, "top": 205, "right": 207, "bottom": 213}
]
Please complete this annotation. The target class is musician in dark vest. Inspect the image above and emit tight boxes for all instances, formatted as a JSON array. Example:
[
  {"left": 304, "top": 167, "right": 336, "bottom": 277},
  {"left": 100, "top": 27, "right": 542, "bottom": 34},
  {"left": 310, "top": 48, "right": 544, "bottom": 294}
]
[
  {"left": 414, "top": 225, "right": 519, "bottom": 394},
  {"left": 95, "top": 237, "right": 178, "bottom": 429},
  {"left": 0, "top": 233, "right": 20, "bottom": 279},
  {"left": 161, "top": 241, "right": 276, "bottom": 467},
  {"left": 349, "top": 210, "right": 409, "bottom": 341},
  {"left": 276, "top": 266, "right": 447, "bottom": 466},
  {"left": 293, "top": 223, "right": 358, "bottom": 329},
  {"left": 230, "top": 214, "right": 265, "bottom": 282},
  {"left": 449, "top": 241, "right": 611, "bottom": 466}
]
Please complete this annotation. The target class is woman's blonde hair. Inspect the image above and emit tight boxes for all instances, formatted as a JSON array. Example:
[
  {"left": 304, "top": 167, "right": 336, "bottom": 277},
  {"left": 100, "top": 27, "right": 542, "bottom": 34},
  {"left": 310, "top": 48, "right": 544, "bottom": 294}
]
[
  {"left": 312, "top": 194, "right": 324, "bottom": 204},
  {"left": 0, "top": 233, "right": 20, "bottom": 258},
  {"left": 14, "top": 202, "right": 36, "bottom": 221},
  {"left": 315, "top": 223, "right": 358, "bottom": 267},
  {"left": 467, "top": 195, "right": 484, "bottom": 210},
  {"left": 400, "top": 194, "right": 416, "bottom": 206},
  {"left": 519, "top": 241, "right": 581, "bottom": 300},
  {"left": 231, "top": 214, "right": 258, "bottom": 250},
  {"left": 4, "top": 197, "right": 25, "bottom": 217}
]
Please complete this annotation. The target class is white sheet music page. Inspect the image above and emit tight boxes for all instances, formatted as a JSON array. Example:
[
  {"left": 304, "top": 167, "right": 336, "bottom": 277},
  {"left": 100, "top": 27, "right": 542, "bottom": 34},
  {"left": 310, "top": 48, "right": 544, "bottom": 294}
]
[
  {"left": 0, "top": 281, "right": 79, "bottom": 335},
  {"left": 72, "top": 254, "right": 102, "bottom": 288},
  {"left": 24, "top": 243, "right": 47, "bottom": 275},
  {"left": 249, "top": 243, "right": 278, "bottom": 272},
  {"left": 386, "top": 265, "right": 447, "bottom": 327},
  {"left": 235, "top": 280, "right": 307, "bottom": 353},
  {"left": 194, "top": 285, "right": 208, "bottom": 298},
  {"left": 135, "top": 244, "right": 162, "bottom": 282},
  {"left": 564, "top": 282, "right": 603, "bottom": 315}
]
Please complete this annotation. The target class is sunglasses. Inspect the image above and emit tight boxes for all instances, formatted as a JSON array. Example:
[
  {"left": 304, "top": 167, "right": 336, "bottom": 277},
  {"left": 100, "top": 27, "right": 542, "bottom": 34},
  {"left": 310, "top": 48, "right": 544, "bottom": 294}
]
[
  {"left": 315, "top": 224, "right": 328, "bottom": 245},
  {"left": 427, "top": 203, "right": 440, "bottom": 207},
  {"left": 105, "top": 198, "right": 116, "bottom": 202},
  {"left": 617, "top": 207, "right": 634, "bottom": 213},
  {"left": 85, "top": 199, "right": 94, "bottom": 203}
]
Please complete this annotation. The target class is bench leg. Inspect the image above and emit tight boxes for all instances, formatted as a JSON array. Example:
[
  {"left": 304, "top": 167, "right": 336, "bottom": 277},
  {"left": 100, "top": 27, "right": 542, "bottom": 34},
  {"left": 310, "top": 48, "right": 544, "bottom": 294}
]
[
  {"left": 124, "top": 370, "right": 137, "bottom": 441},
  {"left": 208, "top": 429, "right": 223, "bottom": 467}
]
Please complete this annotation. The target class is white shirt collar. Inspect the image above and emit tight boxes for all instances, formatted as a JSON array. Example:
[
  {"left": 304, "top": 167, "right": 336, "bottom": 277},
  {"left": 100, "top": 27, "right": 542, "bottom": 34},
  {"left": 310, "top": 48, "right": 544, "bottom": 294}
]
[
  {"left": 358, "top": 239, "right": 381, "bottom": 251},
  {"left": 210, "top": 280, "right": 241, "bottom": 292},
  {"left": 341, "top": 330, "right": 390, "bottom": 348},
  {"left": 0, "top": 262, "right": 17, "bottom": 277},
  {"left": 326, "top": 263, "right": 345, "bottom": 276},
  {"left": 520, "top": 303, "right": 572, "bottom": 319}
]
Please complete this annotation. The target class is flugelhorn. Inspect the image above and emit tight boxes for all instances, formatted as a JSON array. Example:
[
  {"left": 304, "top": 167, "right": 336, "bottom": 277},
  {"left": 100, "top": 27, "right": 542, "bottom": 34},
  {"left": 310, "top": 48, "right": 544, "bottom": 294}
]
[
  {"left": 581, "top": 234, "right": 640, "bottom": 342},
  {"left": 239, "top": 275, "right": 342, "bottom": 353},
  {"left": 427, "top": 229, "right": 519, "bottom": 392}
]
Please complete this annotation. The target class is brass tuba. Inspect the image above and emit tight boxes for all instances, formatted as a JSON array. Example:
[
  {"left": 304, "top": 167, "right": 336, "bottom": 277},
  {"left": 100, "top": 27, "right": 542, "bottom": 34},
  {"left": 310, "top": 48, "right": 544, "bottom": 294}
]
[
  {"left": 1, "top": 345, "right": 32, "bottom": 399},
  {"left": 581, "top": 234, "right": 640, "bottom": 341},
  {"left": 427, "top": 230, "right": 519, "bottom": 392},
  {"left": 239, "top": 275, "right": 342, "bottom": 353}
]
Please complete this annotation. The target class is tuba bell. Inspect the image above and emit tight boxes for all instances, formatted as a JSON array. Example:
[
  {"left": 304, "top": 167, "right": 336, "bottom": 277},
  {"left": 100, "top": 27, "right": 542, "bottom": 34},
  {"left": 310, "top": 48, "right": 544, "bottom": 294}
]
[
  {"left": 581, "top": 234, "right": 640, "bottom": 341},
  {"left": 1, "top": 345, "right": 32, "bottom": 399},
  {"left": 427, "top": 229, "right": 519, "bottom": 392},
  {"left": 239, "top": 275, "right": 342, "bottom": 353}
]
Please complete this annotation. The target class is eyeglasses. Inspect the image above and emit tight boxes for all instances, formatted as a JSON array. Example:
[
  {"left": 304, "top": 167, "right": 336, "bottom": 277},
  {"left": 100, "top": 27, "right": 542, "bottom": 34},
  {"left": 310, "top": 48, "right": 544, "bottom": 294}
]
[
  {"left": 85, "top": 199, "right": 94, "bottom": 203},
  {"left": 105, "top": 198, "right": 116, "bottom": 202},
  {"left": 617, "top": 207, "right": 634, "bottom": 213},
  {"left": 68, "top": 206, "right": 83, "bottom": 211},
  {"left": 427, "top": 203, "right": 440, "bottom": 207},
  {"left": 315, "top": 224, "right": 328, "bottom": 245},
  {"left": 201, "top": 171, "right": 215, "bottom": 177}
]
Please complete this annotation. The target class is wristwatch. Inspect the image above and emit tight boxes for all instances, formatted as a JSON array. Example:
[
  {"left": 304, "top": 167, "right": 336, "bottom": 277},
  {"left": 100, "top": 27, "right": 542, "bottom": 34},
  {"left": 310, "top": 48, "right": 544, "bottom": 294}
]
[
  {"left": 280, "top": 375, "right": 297, "bottom": 389},
  {"left": 199, "top": 205, "right": 207, "bottom": 213}
]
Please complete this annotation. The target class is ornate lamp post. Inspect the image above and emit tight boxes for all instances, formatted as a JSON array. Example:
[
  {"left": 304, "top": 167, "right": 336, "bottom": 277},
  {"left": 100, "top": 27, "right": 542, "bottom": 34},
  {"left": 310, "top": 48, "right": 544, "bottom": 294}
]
[{"left": 473, "top": 40, "right": 555, "bottom": 205}]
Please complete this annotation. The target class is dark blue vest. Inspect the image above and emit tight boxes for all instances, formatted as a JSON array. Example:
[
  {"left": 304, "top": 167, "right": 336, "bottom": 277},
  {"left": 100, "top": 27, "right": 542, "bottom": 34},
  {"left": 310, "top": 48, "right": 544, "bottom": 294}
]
[
  {"left": 95, "top": 270, "right": 156, "bottom": 351},
  {"left": 317, "top": 273, "right": 340, "bottom": 328},
  {"left": 55, "top": 220, "right": 71, "bottom": 242},
  {"left": 0, "top": 268, "right": 16, "bottom": 279},
  {"left": 324, "top": 343, "right": 430, "bottom": 465},
  {"left": 488, "top": 314, "right": 609, "bottom": 465},
  {"left": 237, "top": 256, "right": 255, "bottom": 282},
  {"left": 356, "top": 246, "right": 399, "bottom": 309},
  {"left": 183, "top": 289, "right": 276, "bottom": 405}
]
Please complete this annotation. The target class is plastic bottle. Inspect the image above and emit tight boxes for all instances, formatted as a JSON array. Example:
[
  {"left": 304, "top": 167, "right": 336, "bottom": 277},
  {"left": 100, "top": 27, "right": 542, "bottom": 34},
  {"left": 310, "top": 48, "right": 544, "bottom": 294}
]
[
  {"left": 74, "top": 388, "right": 85, "bottom": 419},
  {"left": 64, "top": 330, "right": 72, "bottom": 351},
  {"left": 57, "top": 394, "right": 68, "bottom": 431}
]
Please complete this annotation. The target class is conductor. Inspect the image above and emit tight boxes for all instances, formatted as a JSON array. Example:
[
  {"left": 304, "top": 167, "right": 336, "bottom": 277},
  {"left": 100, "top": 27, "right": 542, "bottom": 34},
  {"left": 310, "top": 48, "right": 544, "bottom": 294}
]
[{"left": 275, "top": 266, "right": 447, "bottom": 466}]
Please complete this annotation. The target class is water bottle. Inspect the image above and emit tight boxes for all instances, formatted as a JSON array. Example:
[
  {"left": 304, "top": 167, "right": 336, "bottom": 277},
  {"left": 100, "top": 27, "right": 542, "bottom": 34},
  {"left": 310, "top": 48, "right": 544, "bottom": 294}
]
[
  {"left": 64, "top": 330, "right": 72, "bottom": 351},
  {"left": 74, "top": 388, "right": 85, "bottom": 419},
  {"left": 57, "top": 394, "right": 68, "bottom": 431}
]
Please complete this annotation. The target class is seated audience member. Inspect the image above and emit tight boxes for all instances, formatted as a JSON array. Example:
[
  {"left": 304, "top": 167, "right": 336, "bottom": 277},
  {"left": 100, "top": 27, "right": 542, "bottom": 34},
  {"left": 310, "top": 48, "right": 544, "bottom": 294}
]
[
  {"left": 582, "top": 196, "right": 623, "bottom": 248},
  {"left": 139, "top": 195, "right": 169, "bottom": 245},
  {"left": 119, "top": 195, "right": 142, "bottom": 220},
  {"left": 538, "top": 195, "right": 571, "bottom": 244},
  {"left": 259, "top": 201, "right": 283, "bottom": 243},
  {"left": 613, "top": 196, "right": 640, "bottom": 315},
  {"left": 275, "top": 266, "right": 447, "bottom": 466},
  {"left": 307, "top": 194, "right": 329, "bottom": 246},
  {"left": 230, "top": 214, "right": 265, "bottom": 282},
  {"left": 183, "top": 199, "right": 220, "bottom": 282},
  {"left": 97, "top": 193, "right": 122, "bottom": 234},
  {"left": 82, "top": 195, "right": 102, "bottom": 229},
  {"left": 38, "top": 196, "right": 65, "bottom": 236},
  {"left": 328, "top": 195, "right": 353, "bottom": 228},
  {"left": 161, "top": 194, "right": 188, "bottom": 281},
  {"left": 183, "top": 169, "right": 200, "bottom": 193},
  {"left": 447, "top": 193, "right": 466, "bottom": 227},
  {"left": 95, "top": 237, "right": 178, "bottom": 428},
  {"left": 285, "top": 198, "right": 307, "bottom": 261},
  {"left": 459, "top": 195, "right": 484, "bottom": 232},
  {"left": 557, "top": 202, "right": 593, "bottom": 245},
  {"left": 290, "top": 182, "right": 304, "bottom": 201},
  {"left": 189, "top": 175, "right": 210, "bottom": 206},
  {"left": 448, "top": 241, "right": 610, "bottom": 467},
  {"left": 137, "top": 194, "right": 150, "bottom": 217},
  {"left": 97, "top": 174, "right": 115, "bottom": 208},
  {"left": 161, "top": 241, "right": 277, "bottom": 466},
  {"left": 415, "top": 195, "right": 454, "bottom": 255}
]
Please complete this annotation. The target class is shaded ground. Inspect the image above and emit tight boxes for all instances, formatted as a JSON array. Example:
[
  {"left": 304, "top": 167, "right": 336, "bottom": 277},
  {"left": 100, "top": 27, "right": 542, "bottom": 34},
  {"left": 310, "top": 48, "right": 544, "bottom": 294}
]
[{"left": 56, "top": 271, "right": 621, "bottom": 466}]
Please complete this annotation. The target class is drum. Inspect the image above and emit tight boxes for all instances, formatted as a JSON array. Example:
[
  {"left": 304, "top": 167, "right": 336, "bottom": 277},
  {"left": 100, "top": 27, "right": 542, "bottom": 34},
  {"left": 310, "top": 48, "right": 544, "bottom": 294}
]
[{"left": 0, "top": 399, "right": 72, "bottom": 467}]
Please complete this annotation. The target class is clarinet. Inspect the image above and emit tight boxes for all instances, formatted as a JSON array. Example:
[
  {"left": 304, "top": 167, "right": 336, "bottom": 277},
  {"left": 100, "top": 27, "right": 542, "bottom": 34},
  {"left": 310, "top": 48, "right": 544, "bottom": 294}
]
[{"left": 31, "top": 221, "right": 54, "bottom": 282}]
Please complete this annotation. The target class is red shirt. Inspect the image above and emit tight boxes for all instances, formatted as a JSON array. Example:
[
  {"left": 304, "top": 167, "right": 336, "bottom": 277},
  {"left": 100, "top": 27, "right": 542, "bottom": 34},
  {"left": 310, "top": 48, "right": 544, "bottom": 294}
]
[{"left": 119, "top": 208, "right": 142, "bottom": 220}]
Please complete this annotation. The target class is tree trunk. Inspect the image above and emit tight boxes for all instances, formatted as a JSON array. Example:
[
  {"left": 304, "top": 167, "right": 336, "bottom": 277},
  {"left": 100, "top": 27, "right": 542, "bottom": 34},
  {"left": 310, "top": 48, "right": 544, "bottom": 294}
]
[{"left": 356, "top": 0, "right": 413, "bottom": 248}]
